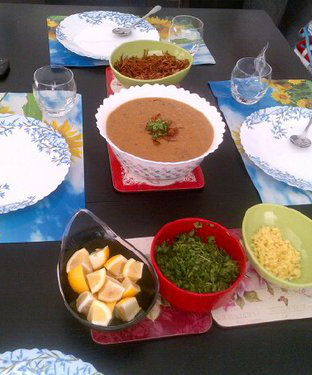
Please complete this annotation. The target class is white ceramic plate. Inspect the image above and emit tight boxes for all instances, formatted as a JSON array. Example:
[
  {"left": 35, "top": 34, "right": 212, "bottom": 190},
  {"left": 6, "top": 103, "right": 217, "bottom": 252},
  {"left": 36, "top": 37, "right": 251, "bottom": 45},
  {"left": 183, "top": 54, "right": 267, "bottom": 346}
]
[
  {"left": 95, "top": 84, "right": 225, "bottom": 185},
  {"left": 240, "top": 106, "right": 312, "bottom": 191},
  {"left": 56, "top": 11, "right": 159, "bottom": 60},
  {"left": 0, "top": 348, "right": 100, "bottom": 374},
  {"left": 0, "top": 114, "right": 71, "bottom": 214}
]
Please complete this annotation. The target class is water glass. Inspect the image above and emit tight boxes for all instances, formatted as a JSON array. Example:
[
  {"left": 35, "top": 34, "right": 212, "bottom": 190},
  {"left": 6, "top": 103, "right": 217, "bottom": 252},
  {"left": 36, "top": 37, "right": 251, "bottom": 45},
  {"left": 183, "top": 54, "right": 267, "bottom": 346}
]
[
  {"left": 33, "top": 65, "right": 77, "bottom": 117},
  {"left": 168, "top": 15, "right": 204, "bottom": 55},
  {"left": 231, "top": 57, "right": 272, "bottom": 105}
]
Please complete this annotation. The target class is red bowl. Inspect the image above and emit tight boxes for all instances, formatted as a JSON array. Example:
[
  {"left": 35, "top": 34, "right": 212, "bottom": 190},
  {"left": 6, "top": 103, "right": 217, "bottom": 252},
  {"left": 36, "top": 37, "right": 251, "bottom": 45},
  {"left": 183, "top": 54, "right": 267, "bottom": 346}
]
[{"left": 151, "top": 218, "right": 247, "bottom": 313}]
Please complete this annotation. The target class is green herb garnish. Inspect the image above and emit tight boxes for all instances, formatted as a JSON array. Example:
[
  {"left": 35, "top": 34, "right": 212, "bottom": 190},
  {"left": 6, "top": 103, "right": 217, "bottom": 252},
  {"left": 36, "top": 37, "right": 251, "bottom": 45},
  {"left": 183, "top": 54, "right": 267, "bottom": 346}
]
[
  {"left": 156, "top": 230, "right": 240, "bottom": 293},
  {"left": 194, "top": 222, "right": 203, "bottom": 229},
  {"left": 146, "top": 114, "right": 178, "bottom": 143}
]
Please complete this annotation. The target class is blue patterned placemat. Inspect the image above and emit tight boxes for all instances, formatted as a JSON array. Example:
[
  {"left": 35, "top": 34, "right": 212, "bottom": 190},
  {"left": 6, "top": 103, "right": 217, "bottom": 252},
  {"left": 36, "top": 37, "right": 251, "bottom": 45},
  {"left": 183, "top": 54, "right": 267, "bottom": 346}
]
[
  {"left": 209, "top": 79, "right": 312, "bottom": 205},
  {"left": 0, "top": 92, "right": 85, "bottom": 243},
  {"left": 48, "top": 15, "right": 216, "bottom": 67}
]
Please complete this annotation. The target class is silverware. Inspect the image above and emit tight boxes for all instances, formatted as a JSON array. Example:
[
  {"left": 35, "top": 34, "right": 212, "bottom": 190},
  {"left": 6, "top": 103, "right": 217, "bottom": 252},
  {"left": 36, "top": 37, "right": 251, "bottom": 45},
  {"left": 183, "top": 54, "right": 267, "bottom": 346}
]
[
  {"left": 112, "top": 5, "right": 161, "bottom": 37},
  {"left": 290, "top": 116, "right": 312, "bottom": 148},
  {"left": 254, "top": 42, "right": 269, "bottom": 77}
]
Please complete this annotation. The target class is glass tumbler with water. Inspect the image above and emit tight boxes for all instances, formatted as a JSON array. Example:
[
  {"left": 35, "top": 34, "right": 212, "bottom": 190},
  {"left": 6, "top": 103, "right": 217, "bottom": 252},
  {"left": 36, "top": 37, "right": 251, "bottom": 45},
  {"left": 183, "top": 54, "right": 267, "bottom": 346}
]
[
  {"left": 168, "top": 15, "right": 204, "bottom": 55},
  {"left": 231, "top": 57, "right": 272, "bottom": 105},
  {"left": 33, "top": 65, "right": 77, "bottom": 117}
]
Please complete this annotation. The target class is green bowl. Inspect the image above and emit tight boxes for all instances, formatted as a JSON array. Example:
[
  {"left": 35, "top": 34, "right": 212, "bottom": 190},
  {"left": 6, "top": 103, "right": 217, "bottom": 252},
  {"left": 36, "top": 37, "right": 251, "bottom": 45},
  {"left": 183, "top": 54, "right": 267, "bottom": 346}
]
[
  {"left": 242, "top": 203, "right": 312, "bottom": 289},
  {"left": 109, "top": 40, "right": 193, "bottom": 87}
]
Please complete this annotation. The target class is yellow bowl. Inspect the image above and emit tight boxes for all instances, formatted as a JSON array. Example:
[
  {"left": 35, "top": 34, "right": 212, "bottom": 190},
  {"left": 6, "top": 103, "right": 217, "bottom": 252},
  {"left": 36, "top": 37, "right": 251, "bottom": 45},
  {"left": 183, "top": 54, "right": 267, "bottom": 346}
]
[
  {"left": 109, "top": 40, "right": 193, "bottom": 87},
  {"left": 242, "top": 203, "right": 312, "bottom": 289}
]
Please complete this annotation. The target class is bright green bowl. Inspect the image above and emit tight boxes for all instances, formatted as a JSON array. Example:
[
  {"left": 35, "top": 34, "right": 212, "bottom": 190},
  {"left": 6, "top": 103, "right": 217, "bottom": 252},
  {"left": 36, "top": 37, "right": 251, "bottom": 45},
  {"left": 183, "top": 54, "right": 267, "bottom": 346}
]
[
  {"left": 109, "top": 40, "right": 193, "bottom": 87},
  {"left": 242, "top": 203, "right": 312, "bottom": 289}
]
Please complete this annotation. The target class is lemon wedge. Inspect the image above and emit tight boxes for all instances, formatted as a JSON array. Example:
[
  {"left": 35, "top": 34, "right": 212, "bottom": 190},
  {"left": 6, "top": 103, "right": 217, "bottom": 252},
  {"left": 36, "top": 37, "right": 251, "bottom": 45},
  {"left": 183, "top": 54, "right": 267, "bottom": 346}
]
[
  {"left": 104, "top": 254, "right": 127, "bottom": 278},
  {"left": 68, "top": 265, "right": 89, "bottom": 294},
  {"left": 66, "top": 248, "right": 93, "bottom": 274},
  {"left": 98, "top": 276, "right": 125, "bottom": 303},
  {"left": 86, "top": 268, "right": 106, "bottom": 294},
  {"left": 106, "top": 301, "right": 117, "bottom": 313},
  {"left": 122, "top": 258, "right": 144, "bottom": 281},
  {"left": 115, "top": 297, "right": 141, "bottom": 322},
  {"left": 122, "top": 277, "right": 141, "bottom": 298},
  {"left": 89, "top": 246, "right": 110, "bottom": 270},
  {"left": 87, "top": 300, "right": 112, "bottom": 326},
  {"left": 76, "top": 291, "right": 95, "bottom": 315}
]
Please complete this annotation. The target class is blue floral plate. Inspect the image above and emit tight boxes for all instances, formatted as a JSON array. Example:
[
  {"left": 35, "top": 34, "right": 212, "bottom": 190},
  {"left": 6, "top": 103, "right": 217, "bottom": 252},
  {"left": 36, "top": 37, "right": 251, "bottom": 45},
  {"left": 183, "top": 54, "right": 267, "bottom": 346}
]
[
  {"left": 56, "top": 11, "right": 159, "bottom": 60},
  {"left": 0, "top": 114, "right": 71, "bottom": 214},
  {"left": 0, "top": 348, "right": 101, "bottom": 374},
  {"left": 240, "top": 106, "right": 312, "bottom": 191}
]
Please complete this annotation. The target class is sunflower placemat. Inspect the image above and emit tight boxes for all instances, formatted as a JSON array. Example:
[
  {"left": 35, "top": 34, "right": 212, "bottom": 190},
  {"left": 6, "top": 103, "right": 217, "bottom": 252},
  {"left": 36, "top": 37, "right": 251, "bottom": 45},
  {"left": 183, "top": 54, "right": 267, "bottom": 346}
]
[
  {"left": 208, "top": 79, "right": 312, "bottom": 205},
  {"left": 47, "top": 15, "right": 215, "bottom": 67},
  {"left": 0, "top": 93, "right": 85, "bottom": 243}
]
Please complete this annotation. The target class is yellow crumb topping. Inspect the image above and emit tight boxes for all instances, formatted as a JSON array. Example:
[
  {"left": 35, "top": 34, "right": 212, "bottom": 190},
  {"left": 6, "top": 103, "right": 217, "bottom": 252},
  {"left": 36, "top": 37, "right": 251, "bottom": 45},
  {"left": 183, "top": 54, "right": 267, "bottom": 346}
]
[{"left": 251, "top": 226, "right": 301, "bottom": 280}]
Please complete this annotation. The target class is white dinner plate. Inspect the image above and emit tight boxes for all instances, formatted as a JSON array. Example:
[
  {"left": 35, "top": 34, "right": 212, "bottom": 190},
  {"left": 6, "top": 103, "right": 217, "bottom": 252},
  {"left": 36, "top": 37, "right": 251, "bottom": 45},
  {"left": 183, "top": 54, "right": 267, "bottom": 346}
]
[
  {"left": 0, "top": 114, "right": 71, "bottom": 214},
  {"left": 240, "top": 106, "right": 312, "bottom": 191},
  {"left": 56, "top": 11, "right": 159, "bottom": 60},
  {"left": 0, "top": 348, "right": 100, "bottom": 374}
]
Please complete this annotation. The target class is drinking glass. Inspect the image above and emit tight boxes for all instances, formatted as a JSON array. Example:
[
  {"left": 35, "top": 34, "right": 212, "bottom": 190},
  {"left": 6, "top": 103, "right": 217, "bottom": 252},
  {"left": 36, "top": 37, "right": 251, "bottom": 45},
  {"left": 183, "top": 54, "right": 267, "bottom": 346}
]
[
  {"left": 231, "top": 57, "right": 272, "bottom": 105},
  {"left": 168, "top": 15, "right": 204, "bottom": 55},
  {"left": 33, "top": 65, "right": 77, "bottom": 117}
]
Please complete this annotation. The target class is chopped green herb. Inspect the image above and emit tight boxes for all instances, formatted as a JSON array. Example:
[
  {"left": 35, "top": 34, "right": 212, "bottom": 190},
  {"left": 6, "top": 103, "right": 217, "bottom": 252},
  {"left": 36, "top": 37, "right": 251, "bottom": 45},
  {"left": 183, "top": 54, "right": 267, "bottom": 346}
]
[
  {"left": 194, "top": 222, "right": 203, "bottom": 229},
  {"left": 156, "top": 230, "right": 240, "bottom": 293},
  {"left": 146, "top": 113, "right": 178, "bottom": 143}
]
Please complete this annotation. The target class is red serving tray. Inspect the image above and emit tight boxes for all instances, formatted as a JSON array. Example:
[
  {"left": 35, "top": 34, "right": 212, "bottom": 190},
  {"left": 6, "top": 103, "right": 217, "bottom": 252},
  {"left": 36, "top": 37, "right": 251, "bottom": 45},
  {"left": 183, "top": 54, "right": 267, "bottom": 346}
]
[
  {"left": 105, "top": 68, "right": 205, "bottom": 193},
  {"left": 108, "top": 145, "right": 205, "bottom": 193}
]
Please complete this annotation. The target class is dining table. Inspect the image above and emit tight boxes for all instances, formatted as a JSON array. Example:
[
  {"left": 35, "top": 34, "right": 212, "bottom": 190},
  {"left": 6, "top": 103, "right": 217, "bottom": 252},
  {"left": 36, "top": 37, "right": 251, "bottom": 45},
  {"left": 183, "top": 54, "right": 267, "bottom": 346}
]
[{"left": 0, "top": 2, "right": 311, "bottom": 374}]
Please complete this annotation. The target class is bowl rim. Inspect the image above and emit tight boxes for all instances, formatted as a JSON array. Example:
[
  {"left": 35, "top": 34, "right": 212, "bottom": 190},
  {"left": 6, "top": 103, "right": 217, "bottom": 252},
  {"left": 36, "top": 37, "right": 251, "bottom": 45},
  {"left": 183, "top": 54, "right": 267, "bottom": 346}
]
[
  {"left": 242, "top": 203, "right": 312, "bottom": 289},
  {"left": 150, "top": 217, "right": 248, "bottom": 298},
  {"left": 57, "top": 208, "right": 160, "bottom": 332},
  {"left": 95, "top": 84, "right": 226, "bottom": 166},
  {"left": 109, "top": 39, "right": 194, "bottom": 84}
]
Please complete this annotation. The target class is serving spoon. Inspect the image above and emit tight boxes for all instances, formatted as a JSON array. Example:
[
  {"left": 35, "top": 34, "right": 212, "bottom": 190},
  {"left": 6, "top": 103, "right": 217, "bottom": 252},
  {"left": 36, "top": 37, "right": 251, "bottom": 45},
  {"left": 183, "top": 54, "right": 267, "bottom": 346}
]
[
  {"left": 290, "top": 116, "right": 312, "bottom": 148},
  {"left": 112, "top": 5, "right": 162, "bottom": 37}
]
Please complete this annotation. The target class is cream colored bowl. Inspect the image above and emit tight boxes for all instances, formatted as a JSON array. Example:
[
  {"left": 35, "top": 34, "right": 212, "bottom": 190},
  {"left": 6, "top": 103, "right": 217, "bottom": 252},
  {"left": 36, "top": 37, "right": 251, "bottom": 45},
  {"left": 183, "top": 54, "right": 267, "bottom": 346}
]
[{"left": 95, "top": 84, "right": 225, "bottom": 186}]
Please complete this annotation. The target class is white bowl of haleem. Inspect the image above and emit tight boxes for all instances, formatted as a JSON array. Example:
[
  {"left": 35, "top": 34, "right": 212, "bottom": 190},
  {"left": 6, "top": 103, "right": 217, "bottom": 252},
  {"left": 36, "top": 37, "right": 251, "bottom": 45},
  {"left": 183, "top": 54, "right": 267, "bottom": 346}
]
[{"left": 96, "top": 84, "right": 225, "bottom": 185}]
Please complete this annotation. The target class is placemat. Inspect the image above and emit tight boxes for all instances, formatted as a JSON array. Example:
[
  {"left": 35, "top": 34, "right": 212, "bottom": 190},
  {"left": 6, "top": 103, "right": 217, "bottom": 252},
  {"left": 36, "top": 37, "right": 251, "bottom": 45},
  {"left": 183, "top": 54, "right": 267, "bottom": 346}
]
[
  {"left": 47, "top": 15, "right": 215, "bottom": 67},
  {"left": 209, "top": 79, "right": 312, "bottom": 205},
  {"left": 0, "top": 93, "right": 85, "bottom": 243},
  {"left": 131, "top": 231, "right": 312, "bottom": 328},
  {"left": 91, "top": 235, "right": 212, "bottom": 344},
  {"left": 92, "top": 303, "right": 212, "bottom": 344}
]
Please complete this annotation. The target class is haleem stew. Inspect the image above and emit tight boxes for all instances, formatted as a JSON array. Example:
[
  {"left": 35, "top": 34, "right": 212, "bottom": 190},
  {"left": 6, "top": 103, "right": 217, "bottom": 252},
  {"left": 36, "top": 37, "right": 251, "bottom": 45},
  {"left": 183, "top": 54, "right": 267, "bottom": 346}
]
[{"left": 106, "top": 98, "right": 214, "bottom": 163}]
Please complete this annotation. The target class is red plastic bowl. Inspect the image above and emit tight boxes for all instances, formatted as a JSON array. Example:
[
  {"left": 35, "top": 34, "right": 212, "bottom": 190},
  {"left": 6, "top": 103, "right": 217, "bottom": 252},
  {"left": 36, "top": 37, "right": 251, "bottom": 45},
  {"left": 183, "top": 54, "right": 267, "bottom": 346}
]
[{"left": 151, "top": 218, "right": 247, "bottom": 313}]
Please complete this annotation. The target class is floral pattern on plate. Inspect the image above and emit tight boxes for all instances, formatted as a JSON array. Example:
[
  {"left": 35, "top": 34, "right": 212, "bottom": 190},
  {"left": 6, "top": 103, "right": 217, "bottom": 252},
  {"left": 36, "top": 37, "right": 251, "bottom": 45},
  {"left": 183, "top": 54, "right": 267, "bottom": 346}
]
[
  {"left": 0, "top": 92, "right": 85, "bottom": 243},
  {"left": 0, "top": 348, "right": 101, "bottom": 374},
  {"left": 0, "top": 113, "right": 71, "bottom": 214},
  {"left": 56, "top": 11, "right": 159, "bottom": 60},
  {"left": 240, "top": 106, "right": 312, "bottom": 191}
]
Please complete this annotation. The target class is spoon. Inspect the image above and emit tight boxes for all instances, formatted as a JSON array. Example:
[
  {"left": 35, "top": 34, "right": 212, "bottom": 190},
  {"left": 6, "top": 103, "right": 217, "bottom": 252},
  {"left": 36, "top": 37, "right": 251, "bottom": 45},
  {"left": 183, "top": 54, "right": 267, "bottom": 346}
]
[
  {"left": 290, "top": 116, "right": 312, "bottom": 148},
  {"left": 112, "top": 5, "right": 162, "bottom": 37},
  {"left": 254, "top": 42, "right": 269, "bottom": 77}
]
